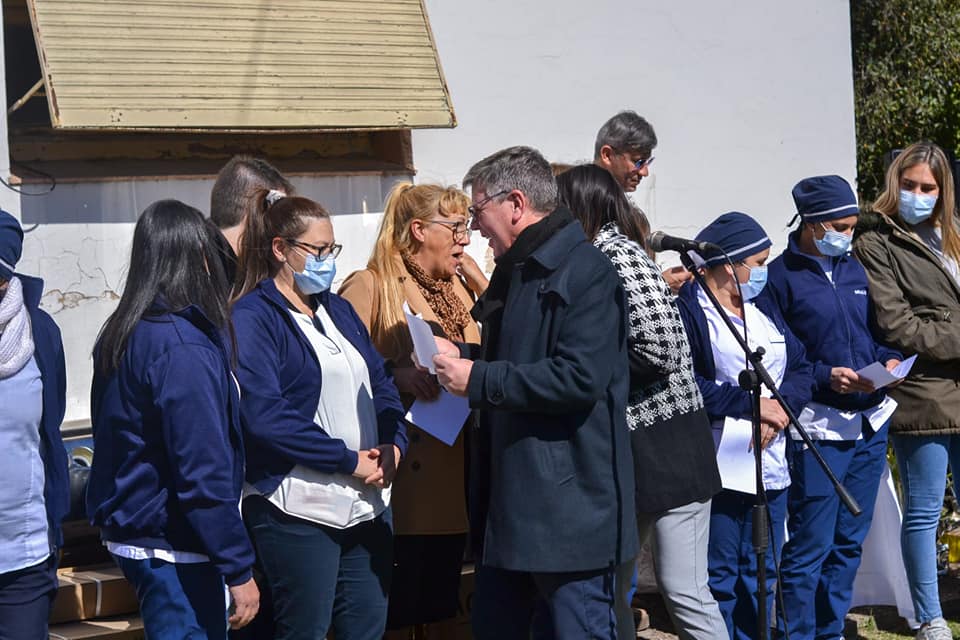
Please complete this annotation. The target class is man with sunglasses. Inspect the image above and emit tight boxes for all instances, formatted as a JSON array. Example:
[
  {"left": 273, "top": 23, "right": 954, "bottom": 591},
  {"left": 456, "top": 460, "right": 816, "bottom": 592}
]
[
  {"left": 594, "top": 110, "right": 657, "bottom": 194},
  {"left": 594, "top": 112, "right": 690, "bottom": 296},
  {"left": 432, "top": 146, "right": 637, "bottom": 640}
]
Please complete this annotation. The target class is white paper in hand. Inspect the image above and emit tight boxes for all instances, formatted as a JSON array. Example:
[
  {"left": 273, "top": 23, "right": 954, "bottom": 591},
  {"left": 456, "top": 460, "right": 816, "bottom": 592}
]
[
  {"left": 716, "top": 418, "right": 757, "bottom": 495},
  {"left": 855, "top": 354, "right": 917, "bottom": 389},
  {"left": 405, "top": 391, "right": 471, "bottom": 446},
  {"left": 404, "top": 303, "right": 439, "bottom": 374}
]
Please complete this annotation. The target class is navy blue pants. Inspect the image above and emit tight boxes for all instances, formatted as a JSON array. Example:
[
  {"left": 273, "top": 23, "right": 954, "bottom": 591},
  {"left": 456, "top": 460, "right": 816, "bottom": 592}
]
[
  {"left": 777, "top": 424, "right": 888, "bottom": 639},
  {"left": 114, "top": 554, "right": 228, "bottom": 639},
  {"left": 0, "top": 554, "right": 57, "bottom": 640},
  {"left": 473, "top": 563, "right": 617, "bottom": 640},
  {"left": 708, "top": 488, "right": 787, "bottom": 640},
  {"left": 244, "top": 496, "right": 392, "bottom": 640}
]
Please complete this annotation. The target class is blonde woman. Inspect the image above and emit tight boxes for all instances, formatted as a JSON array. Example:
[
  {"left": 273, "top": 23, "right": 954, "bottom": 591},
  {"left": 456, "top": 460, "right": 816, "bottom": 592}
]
[
  {"left": 855, "top": 141, "right": 960, "bottom": 640},
  {"left": 340, "top": 183, "right": 484, "bottom": 638}
]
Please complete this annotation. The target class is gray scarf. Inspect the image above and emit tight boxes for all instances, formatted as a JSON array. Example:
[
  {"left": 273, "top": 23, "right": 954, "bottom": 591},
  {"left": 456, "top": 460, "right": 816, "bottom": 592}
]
[{"left": 0, "top": 277, "right": 35, "bottom": 378}]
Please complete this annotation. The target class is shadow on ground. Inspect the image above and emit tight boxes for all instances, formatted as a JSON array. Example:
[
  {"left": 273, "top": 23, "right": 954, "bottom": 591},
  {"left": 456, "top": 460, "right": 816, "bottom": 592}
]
[{"left": 633, "top": 574, "right": 960, "bottom": 640}]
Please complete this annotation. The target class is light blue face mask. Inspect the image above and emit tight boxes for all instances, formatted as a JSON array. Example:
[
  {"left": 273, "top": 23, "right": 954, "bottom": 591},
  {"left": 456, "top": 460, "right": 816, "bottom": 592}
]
[
  {"left": 291, "top": 253, "right": 337, "bottom": 294},
  {"left": 738, "top": 264, "right": 768, "bottom": 300},
  {"left": 814, "top": 223, "right": 853, "bottom": 257},
  {"left": 899, "top": 190, "right": 937, "bottom": 225}
]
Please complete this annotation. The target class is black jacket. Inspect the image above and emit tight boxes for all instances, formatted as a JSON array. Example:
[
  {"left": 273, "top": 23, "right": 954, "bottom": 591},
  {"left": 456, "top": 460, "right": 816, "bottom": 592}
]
[{"left": 463, "top": 209, "right": 637, "bottom": 573}]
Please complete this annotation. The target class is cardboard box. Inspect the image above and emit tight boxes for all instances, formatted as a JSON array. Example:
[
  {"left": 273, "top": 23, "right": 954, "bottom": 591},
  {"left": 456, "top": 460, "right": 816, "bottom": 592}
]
[
  {"left": 47, "top": 614, "right": 144, "bottom": 640},
  {"left": 50, "top": 565, "right": 139, "bottom": 625}
]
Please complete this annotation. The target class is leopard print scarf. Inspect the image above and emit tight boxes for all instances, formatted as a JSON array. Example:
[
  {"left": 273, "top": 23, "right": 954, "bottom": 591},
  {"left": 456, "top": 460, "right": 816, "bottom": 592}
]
[{"left": 401, "top": 251, "right": 471, "bottom": 342}]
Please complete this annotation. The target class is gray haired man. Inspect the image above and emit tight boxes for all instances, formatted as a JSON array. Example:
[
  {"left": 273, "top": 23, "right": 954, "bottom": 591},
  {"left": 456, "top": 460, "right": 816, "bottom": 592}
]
[
  {"left": 594, "top": 111, "right": 658, "bottom": 193},
  {"left": 432, "top": 146, "right": 637, "bottom": 639}
]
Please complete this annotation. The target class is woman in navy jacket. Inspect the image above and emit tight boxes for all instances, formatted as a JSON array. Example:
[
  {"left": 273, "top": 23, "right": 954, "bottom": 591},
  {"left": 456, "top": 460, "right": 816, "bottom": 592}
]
[
  {"left": 675, "top": 212, "right": 814, "bottom": 640},
  {"left": 87, "top": 200, "right": 259, "bottom": 638},
  {"left": 761, "top": 176, "right": 900, "bottom": 640},
  {"left": 231, "top": 191, "right": 407, "bottom": 640},
  {"left": 0, "top": 210, "right": 68, "bottom": 640}
]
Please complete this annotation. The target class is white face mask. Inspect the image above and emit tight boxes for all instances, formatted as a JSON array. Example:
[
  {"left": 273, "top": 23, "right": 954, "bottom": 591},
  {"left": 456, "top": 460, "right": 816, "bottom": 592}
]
[
  {"left": 814, "top": 223, "right": 853, "bottom": 256},
  {"left": 898, "top": 190, "right": 937, "bottom": 225},
  {"left": 289, "top": 253, "right": 337, "bottom": 294},
  {"left": 738, "top": 265, "right": 768, "bottom": 300}
]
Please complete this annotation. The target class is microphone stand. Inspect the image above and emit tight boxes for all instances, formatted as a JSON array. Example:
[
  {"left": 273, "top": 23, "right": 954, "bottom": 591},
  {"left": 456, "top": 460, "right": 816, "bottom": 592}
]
[{"left": 679, "top": 252, "right": 861, "bottom": 640}]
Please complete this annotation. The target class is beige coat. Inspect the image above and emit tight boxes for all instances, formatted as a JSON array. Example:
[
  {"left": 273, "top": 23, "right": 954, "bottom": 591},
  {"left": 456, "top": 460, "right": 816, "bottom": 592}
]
[
  {"left": 339, "top": 264, "right": 480, "bottom": 535},
  {"left": 854, "top": 211, "right": 960, "bottom": 434}
]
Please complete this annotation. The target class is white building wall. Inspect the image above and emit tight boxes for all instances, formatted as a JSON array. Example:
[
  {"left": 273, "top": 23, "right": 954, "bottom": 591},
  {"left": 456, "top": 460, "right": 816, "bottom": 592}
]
[
  {"left": 414, "top": 0, "right": 858, "bottom": 266},
  {"left": 3, "top": 0, "right": 858, "bottom": 425},
  {"left": 0, "top": 12, "right": 19, "bottom": 217}
]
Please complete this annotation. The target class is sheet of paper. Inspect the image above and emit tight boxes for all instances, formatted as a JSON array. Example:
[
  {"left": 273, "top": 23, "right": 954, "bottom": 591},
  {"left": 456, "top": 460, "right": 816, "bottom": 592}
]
[
  {"left": 405, "top": 391, "right": 471, "bottom": 446},
  {"left": 855, "top": 354, "right": 917, "bottom": 389},
  {"left": 404, "top": 303, "right": 439, "bottom": 374},
  {"left": 716, "top": 418, "right": 758, "bottom": 495}
]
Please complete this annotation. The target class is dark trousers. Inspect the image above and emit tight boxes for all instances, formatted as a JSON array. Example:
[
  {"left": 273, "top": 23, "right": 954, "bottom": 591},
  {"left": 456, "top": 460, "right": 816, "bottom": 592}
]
[
  {"left": 0, "top": 554, "right": 57, "bottom": 640},
  {"left": 113, "top": 554, "right": 227, "bottom": 639},
  {"left": 778, "top": 423, "right": 889, "bottom": 640},
  {"left": 708, "top": 488, "right": 787, "bottom": 640},
  {"left": 473, "top": 563, "right": 617, "bottom": 640},
  {"left": 387, "top": 533, "right": 467, "bottom": 628},
  {"left": 244, "top": 496, "right": 393, "bottom": 640}
]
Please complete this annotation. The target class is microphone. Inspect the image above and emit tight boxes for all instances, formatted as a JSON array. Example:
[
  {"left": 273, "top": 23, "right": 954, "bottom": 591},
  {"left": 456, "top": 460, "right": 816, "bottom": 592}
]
[{"left": 647, "top": 231, "right": 721, "bottom": 254}]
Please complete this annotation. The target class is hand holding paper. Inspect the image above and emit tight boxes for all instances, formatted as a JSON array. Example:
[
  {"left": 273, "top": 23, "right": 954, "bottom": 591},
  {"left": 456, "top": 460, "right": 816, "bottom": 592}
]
[{"left": 855, "top": 354, "right": 917, "bottom": 389}]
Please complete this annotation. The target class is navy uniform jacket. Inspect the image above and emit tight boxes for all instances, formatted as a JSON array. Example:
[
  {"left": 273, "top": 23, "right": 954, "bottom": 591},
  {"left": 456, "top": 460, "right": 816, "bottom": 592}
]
[
  {"left": 464, "top": 215, "right": 637, "bottom": 573},
  {"left": 21, "top": 274, "right": 68, "bottom": 547},
  {"left": 87, "top": 302, "right": 254, "bottom": 585},
  {"left": 231, "top": 279, "right": 407, "bottom": 497},
  {"left": 761, "top": 232, "right": 900, "bottom": 413}
]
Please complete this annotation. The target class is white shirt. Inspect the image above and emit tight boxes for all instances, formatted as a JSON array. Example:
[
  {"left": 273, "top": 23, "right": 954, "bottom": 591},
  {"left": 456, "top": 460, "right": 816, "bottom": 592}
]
[
  {"left": 257, "top": 304, "right": 389, "bottom": 529},
  {"left": 812, "top": 255, "right": 834, "bottom": 283},
  {"left": 699, "top": 287, "right": 791, "bottom": 491}
]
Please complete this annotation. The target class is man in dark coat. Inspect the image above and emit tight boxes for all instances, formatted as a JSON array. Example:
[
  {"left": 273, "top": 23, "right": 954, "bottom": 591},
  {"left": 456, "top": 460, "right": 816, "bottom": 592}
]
[{"left": 433, "top": 146, "right": 637, "bottom": 640}]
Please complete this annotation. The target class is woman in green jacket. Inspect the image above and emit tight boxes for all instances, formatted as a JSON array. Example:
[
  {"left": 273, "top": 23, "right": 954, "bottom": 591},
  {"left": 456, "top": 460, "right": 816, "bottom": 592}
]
[{"left": 854, "top": 141, "right": 960, "bottom": 640}]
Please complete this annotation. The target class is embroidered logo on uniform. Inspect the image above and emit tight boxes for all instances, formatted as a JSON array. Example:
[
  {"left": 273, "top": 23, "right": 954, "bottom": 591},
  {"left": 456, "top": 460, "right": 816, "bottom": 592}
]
[{"left": 854, "top": 289, "right": 868, "bottom": 295}]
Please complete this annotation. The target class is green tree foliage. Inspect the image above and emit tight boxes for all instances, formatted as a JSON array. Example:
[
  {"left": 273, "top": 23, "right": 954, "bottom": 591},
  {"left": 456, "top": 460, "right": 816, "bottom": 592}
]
[{"left": 851, "top": 0, "right": 960, "bottom": 200}]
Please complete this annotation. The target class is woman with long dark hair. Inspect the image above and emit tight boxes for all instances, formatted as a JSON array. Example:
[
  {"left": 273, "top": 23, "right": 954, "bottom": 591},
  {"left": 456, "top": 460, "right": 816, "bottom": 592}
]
[
  {"left": 232, "top": 191, "right": 407, "bottom": 640},
  {"left": 87, "top": 200, "right": 259, "bottom": 638},
  {"left": 855, "top": 141, "right": 960, "bottom": 640},
  {"left": 557, "top": 165, "right": 726, "bottom": 640}
]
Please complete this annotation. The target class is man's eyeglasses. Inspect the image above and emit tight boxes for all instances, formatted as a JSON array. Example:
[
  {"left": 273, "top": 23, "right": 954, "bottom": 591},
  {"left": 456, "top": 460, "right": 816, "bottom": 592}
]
[
  {"left": 286, "top": 239, "right": 343, "bottom": 259},
  {"left": 467, "top": 189, "right": 510, "bottom": 219},
  {"left": 631, "top": 155, "right": 655, "bottom": 170},
  {"left": 425, "top": 219, "right": 471, "bottom": 241}
]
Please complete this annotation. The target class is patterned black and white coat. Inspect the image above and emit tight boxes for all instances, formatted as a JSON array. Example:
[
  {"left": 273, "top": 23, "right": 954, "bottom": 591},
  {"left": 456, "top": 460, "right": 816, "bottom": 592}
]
[{"left": 594, "top": 222, "right": 704, "bottom": 429}]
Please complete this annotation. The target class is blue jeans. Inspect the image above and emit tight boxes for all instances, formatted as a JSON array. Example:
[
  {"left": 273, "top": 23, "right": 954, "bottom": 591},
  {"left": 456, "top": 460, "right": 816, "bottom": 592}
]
[
  {"left": 0, "top": 554, "right": 57, "bottom": 640},
  {"left": 475, "top": 564, "right": 617, "bottom": 640},
  {"left": 113, "top": 555, "right": 227, "bottom": 639},
  {"left": 891, "top": 433, "right": 960, "bottom": 624},
  {"left": 244, "top": 496, "right": 392, "bottom": 640},
  {"left": 708, "top": 488, "right": 787, "bottom": 640},
  {"left": 777, "top": 422, "right": 889, "bottom": 640}
]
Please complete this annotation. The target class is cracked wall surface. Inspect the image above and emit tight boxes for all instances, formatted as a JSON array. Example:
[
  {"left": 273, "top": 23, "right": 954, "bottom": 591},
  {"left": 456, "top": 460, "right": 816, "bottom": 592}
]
[
  {"left": 20, "top": 224, "right": 135, "bottom": 425},
  {"left": 16, "top": 176, "right": 404, "bottom": 426}
]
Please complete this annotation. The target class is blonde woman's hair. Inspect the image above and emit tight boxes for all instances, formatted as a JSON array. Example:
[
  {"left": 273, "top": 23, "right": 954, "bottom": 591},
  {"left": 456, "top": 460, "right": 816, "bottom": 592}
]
[
  {"left": 873, "top": 141, "right": 960, "bottom": 263},
  {"left": 366, "top": 182, "right": 470, "bottom": 362}
]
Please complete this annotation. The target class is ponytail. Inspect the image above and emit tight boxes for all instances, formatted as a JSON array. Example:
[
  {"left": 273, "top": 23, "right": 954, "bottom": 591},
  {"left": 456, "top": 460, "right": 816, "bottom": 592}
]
[{"left": 232, "top": 190, "right": 331, "bottom": 301}]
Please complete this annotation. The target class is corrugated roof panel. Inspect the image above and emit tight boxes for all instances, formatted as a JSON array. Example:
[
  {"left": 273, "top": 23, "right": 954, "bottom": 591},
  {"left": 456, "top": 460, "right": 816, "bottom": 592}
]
[{"left": 26, "top": 0, "right": 456, "bottom": 130}]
